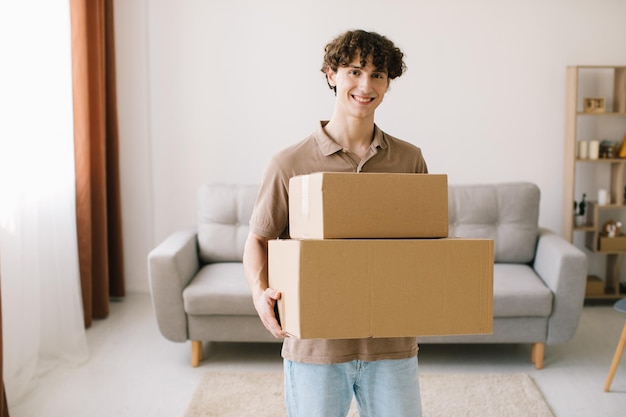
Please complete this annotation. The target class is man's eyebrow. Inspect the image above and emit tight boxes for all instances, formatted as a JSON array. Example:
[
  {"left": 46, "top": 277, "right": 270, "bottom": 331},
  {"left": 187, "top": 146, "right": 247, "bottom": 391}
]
[{"left": 346, "top": 63, "right": 388, "bottom": 73}]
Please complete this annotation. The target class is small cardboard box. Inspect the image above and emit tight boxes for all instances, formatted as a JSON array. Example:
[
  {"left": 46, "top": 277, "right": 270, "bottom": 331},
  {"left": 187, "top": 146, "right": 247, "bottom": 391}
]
[
  {"left": 599, "top": 235, "right": 626, "bottom": 252},
  {"left": 585, "top": 275, "right": 605, "bottom": 296},
  {"left": 268, "top": 238, "right": 494, "bottom": 339},
  {"left": 288, "top": 172, "right": 448, "bottom": 239}
]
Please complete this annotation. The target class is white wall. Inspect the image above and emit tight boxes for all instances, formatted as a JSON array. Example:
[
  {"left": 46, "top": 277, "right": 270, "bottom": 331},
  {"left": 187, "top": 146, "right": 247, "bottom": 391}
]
[{"left": 115, "top": 0, "right": 626, "bottom": 293}]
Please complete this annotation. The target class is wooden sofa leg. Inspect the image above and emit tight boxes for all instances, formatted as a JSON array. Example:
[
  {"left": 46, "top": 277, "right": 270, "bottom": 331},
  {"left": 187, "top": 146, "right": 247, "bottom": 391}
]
[
  {"left": 191, "top": 340, "right": 203, "bottom": 367},
  {"left": 531, "top": 343, "right": 544, "bottom": 369}
]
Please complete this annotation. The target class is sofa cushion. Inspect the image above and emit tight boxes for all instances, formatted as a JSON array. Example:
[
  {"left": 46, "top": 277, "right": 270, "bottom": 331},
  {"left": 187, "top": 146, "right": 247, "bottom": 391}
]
[
  {"left": 197, "top": 184, "right": 258, "bottom": 263},
  {"left": 493, "top": 264, "right": 553, "bottom": 317},
  {"left": 448, "top": 183, "right": 539, "bottom": 263},
  {"left": 183, "top": 263, "right": 257, "bottom": 316}
]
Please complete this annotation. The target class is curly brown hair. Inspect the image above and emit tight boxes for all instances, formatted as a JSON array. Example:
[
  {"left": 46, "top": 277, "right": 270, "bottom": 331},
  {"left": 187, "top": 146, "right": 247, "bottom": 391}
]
[{"left": 321, "top": 30, "right": 406, "bottom": 91}]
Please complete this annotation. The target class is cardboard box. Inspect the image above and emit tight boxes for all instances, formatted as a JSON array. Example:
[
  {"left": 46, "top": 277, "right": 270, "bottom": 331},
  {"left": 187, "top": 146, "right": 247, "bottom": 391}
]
[
  {"left": 268, "top": 238, "right": 494, "bottom": 339},
  {"left": 585, "top": 275, "right": 605, "bottom": 296},
  {"left": 288, "top": 172, "right": 448, "bottom": 239},
  {"left": 599, "top": 235, "right": 626, "bottom": 252}
]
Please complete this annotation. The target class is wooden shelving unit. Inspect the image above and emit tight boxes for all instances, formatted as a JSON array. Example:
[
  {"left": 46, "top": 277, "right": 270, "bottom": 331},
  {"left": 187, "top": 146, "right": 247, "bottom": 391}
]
[{"left": 562, "top": 66, "right": 626, "bottom": 300}]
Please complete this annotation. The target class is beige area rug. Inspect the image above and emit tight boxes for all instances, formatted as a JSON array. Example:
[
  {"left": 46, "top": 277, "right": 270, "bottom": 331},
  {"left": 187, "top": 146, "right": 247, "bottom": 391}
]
[{"left": 184, "top": 371, "right": 554, "bottom": 417}]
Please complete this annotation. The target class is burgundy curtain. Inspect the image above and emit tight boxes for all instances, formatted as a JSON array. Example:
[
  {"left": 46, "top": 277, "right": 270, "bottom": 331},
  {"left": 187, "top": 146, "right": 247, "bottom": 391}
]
[{"left": 70, "top": 0, "right": 125, "bottom": 328}]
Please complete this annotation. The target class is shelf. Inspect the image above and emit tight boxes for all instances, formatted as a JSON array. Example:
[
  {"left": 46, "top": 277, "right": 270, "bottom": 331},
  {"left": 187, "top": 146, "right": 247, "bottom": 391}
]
[
  {"left": 569, "top": 65, "right": 626, "bottom": 69},
  {"left": 574, "top": 225, "right": 596, "bottom": 232},
  {"left": 584, "top": 294, "right": 626, "bottom": 300},
  {"left": 593, "top": 203, "right": 626, "bottom": 209},
  {"left": 577, "top": 112, "right": 626, "bottom": 116},
  {"left": 576, "top": 158, "right": 626, "bottom": 163},
  {"left": 585, "top": 275, "right": 625, "bottom": 299},
  {"left": 564, "top": 65, "right": 626, "bottom": 300}
]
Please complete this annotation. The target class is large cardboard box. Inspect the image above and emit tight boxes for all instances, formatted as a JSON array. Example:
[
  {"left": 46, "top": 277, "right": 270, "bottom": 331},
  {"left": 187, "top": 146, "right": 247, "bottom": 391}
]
[
  {"left": 268, "top": 238, "right": 494, "bottom": 339},
  {"left": 289, "top": 172, "right": 448, "bottom": 239}
]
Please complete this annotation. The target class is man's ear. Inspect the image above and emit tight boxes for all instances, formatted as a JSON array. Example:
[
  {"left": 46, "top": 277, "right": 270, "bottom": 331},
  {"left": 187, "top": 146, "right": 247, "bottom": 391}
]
[{"left": 326, "top": 66, "right": 337, "bottom": 88}]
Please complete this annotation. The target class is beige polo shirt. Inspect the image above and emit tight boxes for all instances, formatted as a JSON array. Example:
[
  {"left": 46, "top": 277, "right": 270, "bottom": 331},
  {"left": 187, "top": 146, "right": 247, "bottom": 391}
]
[{"left": 249, "top": 120, "right": 428, "bottom": 364}]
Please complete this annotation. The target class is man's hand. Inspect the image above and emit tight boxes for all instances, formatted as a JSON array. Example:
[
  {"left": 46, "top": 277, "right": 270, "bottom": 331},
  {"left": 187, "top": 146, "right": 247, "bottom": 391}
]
[
  {"left": 253, "top": 288, "right": 286, "bottom": 338},
  {"left": 243, "top": 232, "right": 287, "bottom": 339}
]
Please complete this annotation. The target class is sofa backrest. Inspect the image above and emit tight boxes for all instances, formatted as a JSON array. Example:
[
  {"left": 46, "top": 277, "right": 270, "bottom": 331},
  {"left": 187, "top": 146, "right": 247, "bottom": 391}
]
[
  {"left": 197, "top": 181, "right": 540, "bottom": 264},
  {"left": 197, "top": 184, "right": 258, "bottom": 263},
  {"left": 448, "top": 182, "right": 539, "bottom": 263}
]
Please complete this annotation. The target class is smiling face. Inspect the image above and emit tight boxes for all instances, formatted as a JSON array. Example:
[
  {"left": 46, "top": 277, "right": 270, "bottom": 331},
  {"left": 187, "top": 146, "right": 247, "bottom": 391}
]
[{"left": 326, "top": 54, "right": 390, "bottom": 122}]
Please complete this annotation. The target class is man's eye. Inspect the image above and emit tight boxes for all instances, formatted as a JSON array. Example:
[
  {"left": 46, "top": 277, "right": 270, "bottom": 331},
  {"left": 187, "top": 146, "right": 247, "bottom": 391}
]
[{"left": 350, "top": 70, "right": 360, "bottom": 75}]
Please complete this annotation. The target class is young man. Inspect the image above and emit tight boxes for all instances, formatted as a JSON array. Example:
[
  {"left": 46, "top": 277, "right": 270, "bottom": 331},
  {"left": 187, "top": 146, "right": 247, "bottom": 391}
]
[{"left": 243, "top": 29, "right": 426, "bottom": 417}]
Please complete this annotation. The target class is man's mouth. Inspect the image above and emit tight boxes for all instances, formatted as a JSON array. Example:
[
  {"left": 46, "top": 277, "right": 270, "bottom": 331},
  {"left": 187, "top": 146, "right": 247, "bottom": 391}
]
[{"left": 352, "top": 95, "right": 374, "bottom": 103}]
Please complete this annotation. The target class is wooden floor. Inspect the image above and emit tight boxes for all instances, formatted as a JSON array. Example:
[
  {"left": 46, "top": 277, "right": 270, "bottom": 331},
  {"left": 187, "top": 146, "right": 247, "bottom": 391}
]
[{"left": 8, "top": 294, "right": 626, "bottom": 417}]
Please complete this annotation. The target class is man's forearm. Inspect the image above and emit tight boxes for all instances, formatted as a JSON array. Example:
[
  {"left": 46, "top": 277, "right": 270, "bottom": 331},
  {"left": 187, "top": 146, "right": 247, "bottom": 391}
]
[
  {"left": 243, "top": 232, "right": 285, "bottom": 338},
  {"left": 243, "top": 232, "right": 269, "bottom": 297}
]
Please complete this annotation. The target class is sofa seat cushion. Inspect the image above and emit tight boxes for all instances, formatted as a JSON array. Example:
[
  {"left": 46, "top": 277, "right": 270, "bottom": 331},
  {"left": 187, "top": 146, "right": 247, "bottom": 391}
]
[
  {"left": 493, "top": 264, "right": 553, "bottom": 317},
  {"left": 182, "top": 262, "right": 554, "bottom": 318},
  {"left": 183, "top": 263, "right": 256, "bottom": 316}
]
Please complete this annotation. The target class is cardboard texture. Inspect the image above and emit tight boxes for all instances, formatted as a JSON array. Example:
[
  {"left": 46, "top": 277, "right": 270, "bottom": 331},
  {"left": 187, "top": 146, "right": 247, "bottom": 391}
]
[
  {"left": 268, "top": 238, "right": 494, "bottom": 339},
  {"left": 585, "top": 275, "right": 605, "bottom": 296},
  {"left": 599, "top": 235, "right": 626, "bottom": 252},
  {"left": 289, "top": 172, "right": 448, "bottom": 239}
]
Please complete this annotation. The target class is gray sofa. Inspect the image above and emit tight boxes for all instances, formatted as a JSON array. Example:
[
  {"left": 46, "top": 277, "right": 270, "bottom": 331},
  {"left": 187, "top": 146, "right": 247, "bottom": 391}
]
[{"left": 147, "top": 182, "right": 588, "bottom": 368}]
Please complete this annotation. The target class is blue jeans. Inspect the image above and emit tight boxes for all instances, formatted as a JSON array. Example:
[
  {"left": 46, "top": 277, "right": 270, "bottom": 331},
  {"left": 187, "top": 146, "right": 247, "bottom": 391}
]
[{"left": 284, "top": 357, "right": 422, "bottom": 417}]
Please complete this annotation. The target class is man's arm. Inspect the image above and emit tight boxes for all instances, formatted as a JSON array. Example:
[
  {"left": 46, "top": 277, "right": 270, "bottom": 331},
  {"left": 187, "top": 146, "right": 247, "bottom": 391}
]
[{"left": 243, "top": 232, "right": 286, "bottom": 338}]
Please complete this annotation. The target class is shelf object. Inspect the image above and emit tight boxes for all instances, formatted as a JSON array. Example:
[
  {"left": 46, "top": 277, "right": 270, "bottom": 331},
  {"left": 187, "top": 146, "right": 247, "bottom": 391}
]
[{"left": 562, "top": 66, "right": 626, "bottom": 300}]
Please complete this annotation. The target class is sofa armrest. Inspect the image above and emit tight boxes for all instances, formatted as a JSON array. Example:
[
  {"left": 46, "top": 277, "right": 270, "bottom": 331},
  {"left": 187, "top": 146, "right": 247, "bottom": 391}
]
[
  {"left": 147, "top": 227, "right": 200, "bottom": 342},
  {"left": 533, "top": 228, "right": 587, "bottom": 344}
]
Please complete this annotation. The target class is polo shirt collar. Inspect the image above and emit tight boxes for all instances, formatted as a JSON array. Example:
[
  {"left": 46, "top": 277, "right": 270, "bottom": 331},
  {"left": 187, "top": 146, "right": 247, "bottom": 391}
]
[{"left": 314, "top": 120, "right": 388, "bottom": 156}]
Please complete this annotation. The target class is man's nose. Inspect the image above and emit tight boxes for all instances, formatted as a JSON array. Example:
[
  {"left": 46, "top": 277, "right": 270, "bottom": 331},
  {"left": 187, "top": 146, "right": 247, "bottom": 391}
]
[{"left": 358, "top": 75, "right": 371, "bottom": 91}]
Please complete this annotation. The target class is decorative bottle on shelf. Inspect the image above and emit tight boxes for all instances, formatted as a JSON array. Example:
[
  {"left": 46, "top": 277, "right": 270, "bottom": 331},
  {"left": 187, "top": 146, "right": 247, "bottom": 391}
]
[
  {"left": 580, "top": 193, "right": 587, "bottom": 214},
  {"left": 575, "top": 193, "right": 587, "bottom": 227}
]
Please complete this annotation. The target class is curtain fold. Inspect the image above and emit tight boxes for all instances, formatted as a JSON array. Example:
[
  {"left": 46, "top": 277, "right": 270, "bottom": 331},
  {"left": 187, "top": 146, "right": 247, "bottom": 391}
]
[
  {"left": 1, "top": 260, "right": 8, "bottom": 417},
  {"left": 0, "top": 2, "right": 88, "bottom": 407},
  {"left": 70, "top": 0, "right": 125, "bottom": 327}
]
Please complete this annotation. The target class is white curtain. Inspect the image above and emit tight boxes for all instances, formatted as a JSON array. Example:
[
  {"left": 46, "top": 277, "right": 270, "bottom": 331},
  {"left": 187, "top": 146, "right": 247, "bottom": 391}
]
[{"left": 0, "top": 1, "right": 89, "bottom": 407}]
